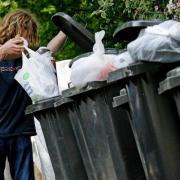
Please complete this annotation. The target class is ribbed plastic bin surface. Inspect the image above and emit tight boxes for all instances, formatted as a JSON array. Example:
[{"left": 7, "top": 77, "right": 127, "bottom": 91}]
[
  {"left": 26, "top": 96, "right": 88, "bottom": 180},
  {"left": 108, "top": 62, "right": 180, "bottom": 180},
  {"left": 62, "top": 80, "right": 146, "bottom": 180},
  {"left": 158, "top": 66, "right": 180, "bottom": 117}
]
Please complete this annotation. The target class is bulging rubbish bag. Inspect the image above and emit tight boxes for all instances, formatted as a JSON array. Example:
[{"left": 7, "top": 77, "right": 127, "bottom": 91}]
[
  {"left": 70, "top": 30, "right": 133, "bottom": 88},
  {"left": 127, "top": 20, "right": 180, "bottom": 63},
  {"left": 15, "top": 46, "right": 59, "bottom": 102}
]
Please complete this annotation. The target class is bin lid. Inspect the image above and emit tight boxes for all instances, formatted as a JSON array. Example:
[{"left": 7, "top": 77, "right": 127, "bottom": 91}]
[
  {"left": 52, "top": 12, "right": 95, "bottom": 52},
  {"left": 158, "top": 67, "right": 180, "bottom": 94},
  {"left": 25, "top": 96, "right": 62, "bottom": 115},
  {"left": 113, "top": 20, "right": 162, "bottom": 42}
]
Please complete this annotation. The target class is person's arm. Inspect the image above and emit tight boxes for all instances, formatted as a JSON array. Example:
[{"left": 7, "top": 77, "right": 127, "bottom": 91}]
[
  {"left": 47, "top": 31, "right": 67, "bottom": 53},
  {"left": 0, "top": 38, "right": 24, "bottom": 60}
]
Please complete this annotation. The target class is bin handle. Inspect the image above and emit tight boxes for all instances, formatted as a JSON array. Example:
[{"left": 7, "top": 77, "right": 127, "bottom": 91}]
[{"left": 112, "top": 88, "right": 128, "bottom": 108}]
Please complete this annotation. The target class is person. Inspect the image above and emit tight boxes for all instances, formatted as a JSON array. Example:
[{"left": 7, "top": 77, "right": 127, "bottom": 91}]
[
  {"left": 0, "top": 9, "right": 38, "bottom": 180},
  {"left": 0, "top": 9, "right": 67, "bottom": 180}
]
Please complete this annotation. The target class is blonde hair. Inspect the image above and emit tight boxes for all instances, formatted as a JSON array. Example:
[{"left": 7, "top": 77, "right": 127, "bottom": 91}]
[{"left": 0, "top": 9, "right": 39, "bottom": 48}]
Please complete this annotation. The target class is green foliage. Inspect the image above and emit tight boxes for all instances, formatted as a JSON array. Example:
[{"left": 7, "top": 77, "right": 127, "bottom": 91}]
[
  {"left": 0, "top": 0, "right": 173, "bottom": 60},
  {"left": 0, "top": 0, "right": 18, "bottom": 16},
  {"left": 122, "top": 0, "right": 167, "bottom": 19},
  {"left": 91, "top": 0, "right": 114, "bottom": 18}
]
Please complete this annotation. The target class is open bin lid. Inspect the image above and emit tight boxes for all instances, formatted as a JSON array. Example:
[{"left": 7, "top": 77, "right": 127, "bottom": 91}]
[
  {"left": 158, "top": 67, "right": 180, "bottom": 94},
  {"left": 52, "top": 12, "right": 95, "bottom": 52},
  {"left": 113, "top": 20, "right": 162, "bottom": 42}
]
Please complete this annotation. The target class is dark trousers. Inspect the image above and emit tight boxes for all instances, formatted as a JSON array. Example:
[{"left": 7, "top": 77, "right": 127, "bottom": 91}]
[{"left": 0, "top": 136, "right": 35, "bottom": 180}]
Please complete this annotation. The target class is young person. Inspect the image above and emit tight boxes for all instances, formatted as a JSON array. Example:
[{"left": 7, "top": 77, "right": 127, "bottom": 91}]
[
  {"left": 0, "top": 9, "right": 66, "bottom": 180},
  {"left": 0, "top": 9, "right": 38, "bottom": 180}
]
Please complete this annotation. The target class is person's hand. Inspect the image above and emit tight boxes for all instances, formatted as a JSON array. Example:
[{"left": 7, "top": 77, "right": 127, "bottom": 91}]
[{"left": 0, "top": 37, "right": 24, "bottom": 60}]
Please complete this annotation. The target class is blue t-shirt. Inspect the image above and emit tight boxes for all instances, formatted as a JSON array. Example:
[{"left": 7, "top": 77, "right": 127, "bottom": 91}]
[{"left": 0, "top": 58, "right": 36, "bottom": 137}]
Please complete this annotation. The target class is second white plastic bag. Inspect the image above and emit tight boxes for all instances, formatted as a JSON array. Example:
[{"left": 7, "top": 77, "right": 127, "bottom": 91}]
[
  {"left": 127, "top": 20, "right": 180, "bottom": 63},
  {"left": 70, "top": 30, "right": 118, "bottom": 88}
]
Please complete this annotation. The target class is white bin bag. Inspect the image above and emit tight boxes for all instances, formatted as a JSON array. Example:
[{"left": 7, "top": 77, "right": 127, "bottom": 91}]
[{"left": 127, "top": 20, "right": 180, "bottom": 63}]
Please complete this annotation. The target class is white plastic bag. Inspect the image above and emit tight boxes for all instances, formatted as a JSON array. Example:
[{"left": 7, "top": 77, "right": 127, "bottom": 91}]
[
  {"left": 4, "top": 159, "right": 12, "bottom": 180},
  {"left": 70, "top": 30, "right": 118, "bottom": 88},
  {"left": 31, "top": 118, "right": 55, "bottom": 180},
  {"left": 56, "top": 60, "right": 72, "bottom": 94},
  {"left": 127, "top": 20, "right": 180, "bottom": 63},
  {"left": 15, "top": 46, "right": 59, "bottom": 102}
]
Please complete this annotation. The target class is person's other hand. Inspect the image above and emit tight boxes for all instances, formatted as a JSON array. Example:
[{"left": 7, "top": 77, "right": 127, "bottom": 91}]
[{"left": 0, "top": 37, "right": 24, "bottom": 60}]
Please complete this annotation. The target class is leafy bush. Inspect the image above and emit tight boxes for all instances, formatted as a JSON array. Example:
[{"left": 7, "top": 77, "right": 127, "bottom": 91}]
[{"left": 0, "top": 0, "right": 176, "bottom": 61}]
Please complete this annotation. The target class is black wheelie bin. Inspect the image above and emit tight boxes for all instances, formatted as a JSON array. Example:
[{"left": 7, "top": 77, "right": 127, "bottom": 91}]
[
  {"left": 108, "top": 60, "right": 180, "bottom": 180},
  {"left": 52, "top": 13, "right": 165, "bottom": 180},
  {"left": 25, "top": 12, "right": 97, "bottom": 180},
  {"left": 62, "top": 80, "right": 145, "bottom": 180},
  {"left": 108, "top": 19, "right": 180, "bottom": 180},
  {"left": 26, "top": 96, "right": 88, "bottom": 180}
]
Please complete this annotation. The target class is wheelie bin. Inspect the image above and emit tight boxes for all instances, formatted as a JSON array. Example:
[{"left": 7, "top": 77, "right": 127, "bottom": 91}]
[
  {"left": 25, "top": 12, "right": 97, "bottom": 180},
  {"left": 158, "top": 66, "right": 180, "bottom": 117},
  {"left": 61, "top": 80, "right": 145, "bottom": 180},
  {"left": 107, "top": 61, "right": 180, "bottom": 180},
  {"left": 26, "top": 96, "right": 88, "bottom": 180},
  {"left": 52, "top": 13, "right": 164, "bottom": 180}
]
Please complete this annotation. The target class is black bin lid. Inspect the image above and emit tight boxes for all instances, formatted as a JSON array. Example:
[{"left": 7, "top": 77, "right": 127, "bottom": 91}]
[
  {"left": 52, "top": 12, "right": 95, "bottom": 52},
  {"left": 113, "top": 20, "right": 162, "bottom": 42}
]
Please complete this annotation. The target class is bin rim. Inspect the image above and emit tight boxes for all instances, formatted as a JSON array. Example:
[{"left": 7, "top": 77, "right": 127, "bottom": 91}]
[
  {"left": 51, "top": 12, "right": 95, "bottom": 52},
  {"left": 158, "top": 67, "right": 180, "bottom": 94},
  {"left": 54, "top": 97, "right": 73, "bottom": 108},
  {"left": 25, "top": 95, "right": 62, "bottom": 115},
  {"left": 107, "top": 61, "right": 165, "bottom": 83},
  {"left": 62, "top": 81, "right": 107, "bottom": 98}
]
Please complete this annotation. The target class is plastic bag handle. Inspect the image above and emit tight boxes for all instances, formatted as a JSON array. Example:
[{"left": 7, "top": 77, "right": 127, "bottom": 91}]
[
  {"left": 93, "top": 30, "right": 105, "bottom": 55},
  {"left": 21, "top": 51, "right": 31, "bottom": 68},
  {"left": 24, "top": 46, "right": 39, "bottom": 58}
]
